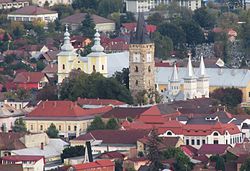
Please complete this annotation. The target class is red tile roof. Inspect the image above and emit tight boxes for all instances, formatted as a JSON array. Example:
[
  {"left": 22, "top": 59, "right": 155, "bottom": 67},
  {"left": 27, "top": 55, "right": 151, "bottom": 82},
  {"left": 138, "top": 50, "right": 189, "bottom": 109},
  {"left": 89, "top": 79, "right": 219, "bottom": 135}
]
[
  {"left": 102, "top": 107, "right": 150, "bottom": 119},
  {"left": 198, "top": 144, "right": 231, "bottom": 155},
  {"left": 97, "top": 151, "right": 125, "bottom": 159},
  {"left": 13, "top": 72, "right": 46, "bottom": 83},
  {"left": 77, "top": 97, "right": 126, "bottom": 106},
  {"left": 27, "top": 100, "right": 112, "bottom": 118},
  {"left": 10, "top": 6, "right": 57, "bottom": 15},
  {"left": 74, "top": 129, "right": 150, "bottom": 144},
  {"left": 1, "top": 155, "right": 44, "bottom": 163},
  {"left": 122, "top": 23, "right": 156, "bottom": 33},
  {"left": 42, "top": 64, "right": 58, "bottom": 74},
  {"left": 0, "top": 132, "right": 25, "bottom": 150},
  {"left": 61, "top": 13, "right": 114, "bottom": 25},
  {"left": 181, "top": 145, "right": 198, "bottom": 157},
  {"left": 73, "top": 160, "right": 115, "bottom": 170},
  {"left": 0, "top": 164, "right": 23, "bottom": 171}
]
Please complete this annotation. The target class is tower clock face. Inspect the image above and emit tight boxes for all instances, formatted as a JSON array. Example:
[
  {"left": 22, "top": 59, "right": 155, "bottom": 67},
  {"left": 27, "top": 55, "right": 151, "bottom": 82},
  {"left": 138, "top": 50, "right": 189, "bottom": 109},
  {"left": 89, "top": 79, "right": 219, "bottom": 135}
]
[
  {"left": 146, "top": 53, "right": 151, "bottom": 62},
  {"left": 133, "top": 53, "right": 140, "bottom": 62}
]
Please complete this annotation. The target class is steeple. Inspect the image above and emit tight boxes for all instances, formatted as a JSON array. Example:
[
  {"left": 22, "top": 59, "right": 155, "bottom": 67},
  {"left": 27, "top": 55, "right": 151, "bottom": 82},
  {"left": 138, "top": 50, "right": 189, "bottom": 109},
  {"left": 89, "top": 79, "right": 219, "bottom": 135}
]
[
  {"left": 61, "top": 24, "right": 74, "bottom": 51},
  {"left": 199, "top": 55, "right": 206, "bottom": 77},
  {"left": 170, "top": 62, "right": 179, "bottom": 82},
  {"left": 130, "top": 12, "right": 151, "bottom": 44},
  {"left": 91, "top": 30, "right": 104, "bottom": 52},
  {"left": 186, "top": 53, "right": 194, "bottom": 78}
]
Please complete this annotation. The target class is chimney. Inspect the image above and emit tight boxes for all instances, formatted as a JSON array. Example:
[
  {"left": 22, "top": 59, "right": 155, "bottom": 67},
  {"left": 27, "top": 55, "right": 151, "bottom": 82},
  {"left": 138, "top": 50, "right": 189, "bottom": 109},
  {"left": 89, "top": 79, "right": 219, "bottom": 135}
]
[{"left": 41, "top": 142, "right": 44, "bottom": 150}]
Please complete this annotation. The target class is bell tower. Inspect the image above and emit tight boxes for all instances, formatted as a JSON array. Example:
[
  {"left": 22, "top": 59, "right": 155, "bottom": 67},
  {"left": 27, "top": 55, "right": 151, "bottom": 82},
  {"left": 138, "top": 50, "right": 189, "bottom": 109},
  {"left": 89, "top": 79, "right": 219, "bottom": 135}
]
[{"left": 129, "top": 12, "right": 155, "bottom": 101}]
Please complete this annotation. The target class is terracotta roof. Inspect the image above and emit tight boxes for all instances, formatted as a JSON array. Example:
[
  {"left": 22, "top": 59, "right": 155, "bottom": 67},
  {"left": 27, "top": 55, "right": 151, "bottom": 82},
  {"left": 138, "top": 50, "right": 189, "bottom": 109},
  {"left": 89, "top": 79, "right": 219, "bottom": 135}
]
[
  {"left": 0, "top": 132, "right": 25, "bottom": 150},
  {"left": 13, "top": 72, "right": 46, "bottom": 83},
  {"left": 198, "top": 144, "right": 231, "bottom": 155},
  {"left": 10, "top": 6, "right": 57, "bottom": 15},
  {"left": 72, "top": 160, "right": 114, "bottom": 170},
  {"left": 1, "top": 155, "right": 44, "bottom": 163},
  {"left": 40, "top": 50, "right": 59, "bottom": 62},
  {"left": 228, "top": 142, "right": 250, "bottom": 156},
  {"left": 0, "top": 164, "right": 23, "bottom": 171},
  {"left": 42, "top": 64, "right": 58, "bottom": 74},
  {"left": 97, "top": 151, "right": 125, "bottom": 159},
  {"left": 102, "top": 107, "right": 150, "bottom": 119},
  {"left": 27, "top": 100, "right": 112, "bottom": 119},
  {"left": 61, "top": 13, "right": 114, "bottom": 25},
  {"left": 77, "top": 97, "right": 126, "bottom": 106},
  {"left": 181, "top": 145, "right": 198, "bottom": 157},
  {"left": 122, "top": 22, "right": 156, "bottom": 33},
  {"left": 74, "top": 129, "right": 150, "bottom": 144}
]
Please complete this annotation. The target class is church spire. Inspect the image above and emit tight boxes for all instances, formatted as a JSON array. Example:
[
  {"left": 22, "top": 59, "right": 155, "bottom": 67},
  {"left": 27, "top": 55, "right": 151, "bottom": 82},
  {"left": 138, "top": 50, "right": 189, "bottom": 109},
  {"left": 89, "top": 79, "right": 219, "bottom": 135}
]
[
  {"left": 91, "top": 29, "right": 104, "bottom": 52},
  {"left": 170, "top": 62, "right": 179, "bottom": 82},
  {"left": 199, "top": 54, "right": 206, "bottom": 77},
  {"left": 186, "top": 53, "right": 194, "bottom": 78},
  {"left": 130, "top": 12, "right": 151, "bottom": 44},
  {"left": 61, "top": 24, "right": 74, "bottom": 51}
]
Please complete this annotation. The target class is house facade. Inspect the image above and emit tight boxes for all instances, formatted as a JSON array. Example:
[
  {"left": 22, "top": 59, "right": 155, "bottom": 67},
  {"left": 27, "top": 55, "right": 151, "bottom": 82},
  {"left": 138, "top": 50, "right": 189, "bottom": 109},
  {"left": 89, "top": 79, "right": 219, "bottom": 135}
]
[
  {"left": 7, "top": 6, "right": 58, "bottom": 23},
  {"left": 13, "top": 72, "right": 49, "bottom": 90},
  {"left": 25, "top": 101, "right": 112, "bottom": 138}
]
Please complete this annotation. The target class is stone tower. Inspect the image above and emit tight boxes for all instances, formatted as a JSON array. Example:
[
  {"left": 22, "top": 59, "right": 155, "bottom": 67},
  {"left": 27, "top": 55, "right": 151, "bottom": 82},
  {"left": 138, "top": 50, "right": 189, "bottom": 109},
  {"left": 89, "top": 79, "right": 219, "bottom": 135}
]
[
  {"left": 183, "top": 54, "right": 197, "bottom": 100},
  {"left": 129, "top": 12, "right": 155, "bottom": 100},
  {"left": 197, "top": 55, "right": 209, "bottom": 98}
]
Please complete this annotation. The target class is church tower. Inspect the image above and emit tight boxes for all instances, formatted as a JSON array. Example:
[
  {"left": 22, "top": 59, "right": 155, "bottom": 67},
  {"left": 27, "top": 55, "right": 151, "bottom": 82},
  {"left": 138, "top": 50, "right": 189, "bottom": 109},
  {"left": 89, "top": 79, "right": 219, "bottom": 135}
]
[
  {"left": 57, "top": 25, "right": 78, "bottom": 84},
  {"left": 183, "top": 54, "right": 197, "bottom": 100},
  {"left": 169, "top": 62, "right": 180, "bottom": 96},
  {"left": 129, "top": 12, "right": 155, "bottom": 100},
  {"left": 87, "top": 30, "right": 108, "bottom": 77},
  {"left": 197, "top": 55, "right": 209, "bottom": 98}
]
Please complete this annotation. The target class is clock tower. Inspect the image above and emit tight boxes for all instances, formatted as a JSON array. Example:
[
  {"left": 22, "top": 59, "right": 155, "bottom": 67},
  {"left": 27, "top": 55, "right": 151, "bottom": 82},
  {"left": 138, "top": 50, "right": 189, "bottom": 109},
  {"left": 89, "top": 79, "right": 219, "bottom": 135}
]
[{"left": 129, "top": 12, "right": 155, "bottom": 102}]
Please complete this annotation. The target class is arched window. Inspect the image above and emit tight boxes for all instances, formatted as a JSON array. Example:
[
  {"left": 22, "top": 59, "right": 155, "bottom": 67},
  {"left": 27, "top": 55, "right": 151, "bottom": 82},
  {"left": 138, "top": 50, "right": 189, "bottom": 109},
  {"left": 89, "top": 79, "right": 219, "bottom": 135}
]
[
  {"left": 77, "top": 68, "right": 81, "bottom": 70},
  {"left": 135, "top": 66, "right": 139, "bottom": 72},
  {"left": 213, "top": 132, "right": 219, "bottom": 136},
  {"left": 68, "top": 125, "right": 71, "bottom": 131},
  {"left": 135, "top": 80, "right": 138, "bottom": 86},
  {"left": 40, "top": 125, "right": 43, "bottom": 131},
  {"left": 62, "top": 64, "right": 65, "bottom": 70},
  {"left": 93, "top": 65, "right": 96, "bottom": 72},
  {"left": 167, "top": 131, "right": 172, "bottom": 135},
  {"left": 148, "top": 66, "right": 151, "bottom": 72},
  {"left": 102, "top": 65, "right": 104, "bottom": 70}
]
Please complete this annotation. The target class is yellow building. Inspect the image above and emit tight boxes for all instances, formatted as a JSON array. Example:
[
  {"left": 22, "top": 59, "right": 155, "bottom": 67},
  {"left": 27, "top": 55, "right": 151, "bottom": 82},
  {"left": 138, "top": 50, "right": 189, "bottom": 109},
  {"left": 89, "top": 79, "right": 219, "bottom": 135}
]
[
  {"left": 57, "top": 26, "right": 108, "bottom": 84},
  {"left": 25, "top": 100, "right": 112, "bottom": 139}
]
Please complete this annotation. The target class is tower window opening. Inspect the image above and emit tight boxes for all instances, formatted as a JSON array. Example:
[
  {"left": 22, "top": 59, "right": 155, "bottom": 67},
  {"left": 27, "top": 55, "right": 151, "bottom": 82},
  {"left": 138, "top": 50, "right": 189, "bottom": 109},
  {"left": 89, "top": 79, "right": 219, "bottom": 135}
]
[
  {"left": 136, "top": 80, "right": 138, "bottom": 86},
  {"left": 102, "top": 65, "right": 104, "bottom": 70},
  {"left": 93, "top": 65, "right": 96, "bottom": 72},
  {"left": 148, "top": 66, "right": 151, "bottom": 72},
  {"left": 135, "top": 66, "right": 139, "bottom": 72},
  {"left": 62, "top": 64, "right": 65, "bottom": 70}
]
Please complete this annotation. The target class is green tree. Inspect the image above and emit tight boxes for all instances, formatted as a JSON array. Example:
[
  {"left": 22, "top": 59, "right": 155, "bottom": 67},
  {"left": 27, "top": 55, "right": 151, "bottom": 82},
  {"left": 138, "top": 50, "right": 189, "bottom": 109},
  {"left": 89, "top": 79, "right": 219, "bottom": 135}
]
[
  {"left": 152, "top": 32, "right": 173, "bottom": 59},
  {"left": 180, "top": 20, "right": 204, "bottom": 45},
  {"left": 215, "top": 156, "right": 225, "bottom": 171},
  {"left": 16, "top": 89, "right": 31, "bottom": 101},
  {"left": 61, "top": 146, "right": 85, "bottom": 162},
  {"left": 147, "top": 12, "right": 164, "bottom": 26},
  {"left": 60, "top": 71, "right": 133, "bottom": 104},
  {"left": 36, "top": 85, "right": 58, "bottom": 101},
  {"left": 46, "top": 123, "right": 59, "bottom": 138},
  {"left": 87, "top": 116, "right": 106, "bottom": 132},
  {"left": 5, "top": 54, "right": 17, "bottom": 64},
  {"left": 13, "top": 118, "right": 27, "bottom": 132},
  {"left": 72, "top": 0, "right": 98, "bottom": 10},
  {"left": 113, "top": 68, "right": 129, "bottom": 89},
  {"left": 51, "top": 4, "right": 74, "bottom": 19},
  {"left": 193, "top": 7, "right": 216, "bottom": 29},
  {"left": 240, "top": 157, "right": 250, "bottom": 171},
  {"left": 146, "top": 128, "right": 163, "bottom": 170},
  {"left": 120, "top": 12, "right": 136, "bottom": 23},
  {"left": 158, "top": 22, "right": 186, "bottom": 48},
  {"left": 80, "top": 13, "right": 96, "bottom": 38},
  {"left": 115, "top": 159, "right": 123, "bottom": 171},
  {"left": 210, "top": 88, "right": 243, "bottom": 108},
  {"left": 98, "top": 0, "right": 122, "bottom": 17},
  {"left": 106, "top": 118, "right": 119, "bottom": 129},
  {"left": 163, "top": 147, "right": 193, "bottom": 171},
  {"left": 36, "top": 60, "right": 46, "bottom": 71}
]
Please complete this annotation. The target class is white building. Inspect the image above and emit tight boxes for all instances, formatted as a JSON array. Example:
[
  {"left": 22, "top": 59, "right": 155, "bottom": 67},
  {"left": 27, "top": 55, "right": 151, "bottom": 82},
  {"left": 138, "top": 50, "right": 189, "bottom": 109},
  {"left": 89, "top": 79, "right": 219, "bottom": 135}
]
[
  {"left": 124, "top": 0, "right": 201, "bottom": 13},
  {"left": 7, "top": 6, "right": 58, "bottom": 23},
  {"left": 159, "top": 121, "right": 242, "bottom": 149},
  {"left": 0, "top": 0, "right": 29, "bottom": 10},
  {"left": 32, "top": 0, "right": 72, "bottom": 7},
  {"left": 162, "top": 55, "right": 209, "bottom": 102}
]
